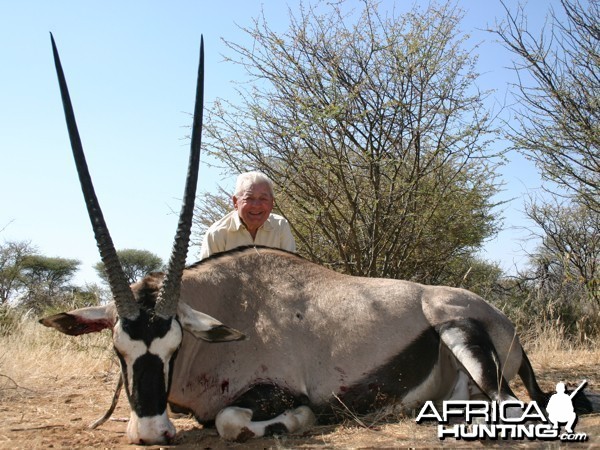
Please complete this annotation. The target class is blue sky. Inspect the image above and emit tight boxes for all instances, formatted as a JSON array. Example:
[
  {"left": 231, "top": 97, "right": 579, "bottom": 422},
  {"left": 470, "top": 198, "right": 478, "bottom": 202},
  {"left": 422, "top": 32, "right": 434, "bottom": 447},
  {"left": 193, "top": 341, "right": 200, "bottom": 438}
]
[{"left": 1, "top": 1, "right": 555, "bottom": 285}]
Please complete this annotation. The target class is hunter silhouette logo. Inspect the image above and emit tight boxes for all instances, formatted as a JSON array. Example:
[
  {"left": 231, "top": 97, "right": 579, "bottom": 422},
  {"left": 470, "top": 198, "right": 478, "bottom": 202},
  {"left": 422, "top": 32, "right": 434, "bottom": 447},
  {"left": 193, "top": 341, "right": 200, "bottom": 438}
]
[
  {"left": 546, "top": 380, "right": 587, "bottom": 434},
  {"left": 416, "top": 380, "right": 589, "bottom": 442}
]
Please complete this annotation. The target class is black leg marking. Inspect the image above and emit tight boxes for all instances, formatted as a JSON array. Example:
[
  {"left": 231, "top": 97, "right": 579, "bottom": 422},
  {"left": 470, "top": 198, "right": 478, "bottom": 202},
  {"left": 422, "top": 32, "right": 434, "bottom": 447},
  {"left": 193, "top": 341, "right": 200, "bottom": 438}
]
[
  {"left": 232, "top": 384, "right": 308, "bottom": 421},
  {"left": 315, "top": 327, "right": 441, "bottom": 423},
  {"left": 518, "top": 350, "right": 548, "bottom": 404},
  {"left": 264, "top": 423, "right": 289, "bottom": 436},
  {"left": 437, "top": 319, "right": 516, "bottom": 402}
]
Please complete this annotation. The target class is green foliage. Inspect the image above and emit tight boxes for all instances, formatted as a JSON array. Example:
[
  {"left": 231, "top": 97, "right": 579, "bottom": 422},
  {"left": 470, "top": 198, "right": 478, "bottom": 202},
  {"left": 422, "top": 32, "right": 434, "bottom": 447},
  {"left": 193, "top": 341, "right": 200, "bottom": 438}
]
[
  {"left": 488, "top": 198, "right": 600, "bottom": 341},
  {"left": 20, "top": 255, "right": 80, "bottom": 292},
  {"left": 526, "top": 198, "right": 600, "bottom": 305},
  {"left": 94, "top": 248, "right": 164, "bottom": 285},
  {"left": 201, "top": 0, "right": 503, "bottom": 282},
  {"left": 436, "top": 256, "right": 505, "bottom": 298},
  {"left": 492, "top": 274, "right": 599, "bottom": 344},
  {"left": 0, "top": 240, "right": 102, "bottom": 317},
  {"left": 0, "top": 240, "right": 36, "bottom": 305},
  {"left": 17, "top": 255, "right": 80, "bottom": 314},
  {"left": 36, "top": 284, "right": 105, "bottom": 318}
]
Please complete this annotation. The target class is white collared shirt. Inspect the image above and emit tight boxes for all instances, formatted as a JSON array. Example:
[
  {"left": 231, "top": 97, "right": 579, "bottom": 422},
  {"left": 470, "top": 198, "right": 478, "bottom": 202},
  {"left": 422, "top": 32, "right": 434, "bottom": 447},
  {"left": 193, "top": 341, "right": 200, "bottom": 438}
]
[{"left": 199, "top": 211, "right": 296, "bottom": 260}]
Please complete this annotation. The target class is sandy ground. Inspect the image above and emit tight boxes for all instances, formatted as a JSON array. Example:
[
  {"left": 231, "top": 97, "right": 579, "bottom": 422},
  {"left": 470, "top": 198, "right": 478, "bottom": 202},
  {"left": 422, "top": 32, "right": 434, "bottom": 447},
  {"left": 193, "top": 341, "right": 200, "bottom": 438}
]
[{"left": 1, "top": 331, "right": 599, "bottom": 449}]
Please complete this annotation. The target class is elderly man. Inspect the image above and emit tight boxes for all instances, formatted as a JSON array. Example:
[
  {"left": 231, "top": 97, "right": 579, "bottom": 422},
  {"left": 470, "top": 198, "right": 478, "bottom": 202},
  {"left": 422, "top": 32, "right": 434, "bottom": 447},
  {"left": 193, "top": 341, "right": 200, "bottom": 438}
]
[{"left": 199, "top": 171, "right": 296, "bottom": 259}]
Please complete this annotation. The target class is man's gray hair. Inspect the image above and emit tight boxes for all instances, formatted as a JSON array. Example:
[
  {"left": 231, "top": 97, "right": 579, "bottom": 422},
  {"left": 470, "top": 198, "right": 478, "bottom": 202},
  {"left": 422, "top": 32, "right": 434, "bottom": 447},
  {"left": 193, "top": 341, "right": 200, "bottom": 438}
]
[{"left": 234, "top": 171, "right": 274, "bottom": 197}]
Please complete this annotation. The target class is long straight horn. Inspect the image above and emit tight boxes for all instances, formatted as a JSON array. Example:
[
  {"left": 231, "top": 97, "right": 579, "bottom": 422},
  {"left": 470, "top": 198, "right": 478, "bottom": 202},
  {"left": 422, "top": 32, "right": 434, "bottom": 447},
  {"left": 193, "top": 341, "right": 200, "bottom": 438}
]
[
  {"left": 50, "top": 33, "right": 139, "bottom": 320},
  {"left": 154, "top": 36, "right": 205, "bottom": 319}
]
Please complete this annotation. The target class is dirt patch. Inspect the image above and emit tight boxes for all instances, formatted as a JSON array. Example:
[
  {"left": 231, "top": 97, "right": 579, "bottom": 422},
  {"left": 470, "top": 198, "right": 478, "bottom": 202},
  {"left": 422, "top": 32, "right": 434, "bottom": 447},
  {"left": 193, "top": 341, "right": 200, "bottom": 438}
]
[{"left": 1, "top": 329, "right": 599, "bottom": 448}]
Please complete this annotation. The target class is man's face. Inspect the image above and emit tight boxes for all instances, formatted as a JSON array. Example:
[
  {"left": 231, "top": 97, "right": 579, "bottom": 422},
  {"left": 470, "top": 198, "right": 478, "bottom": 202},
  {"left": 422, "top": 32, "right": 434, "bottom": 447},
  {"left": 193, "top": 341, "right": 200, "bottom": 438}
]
[{"left": 233, "top": 182, "right": 274, "bottom": 234}]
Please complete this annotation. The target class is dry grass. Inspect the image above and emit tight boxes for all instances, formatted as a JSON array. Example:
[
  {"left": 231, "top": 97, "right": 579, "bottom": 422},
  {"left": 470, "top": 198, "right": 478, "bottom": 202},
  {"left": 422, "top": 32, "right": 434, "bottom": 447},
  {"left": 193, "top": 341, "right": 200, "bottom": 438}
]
[{"left": 1, "top": 319, "right": 599, "bottom": 449}]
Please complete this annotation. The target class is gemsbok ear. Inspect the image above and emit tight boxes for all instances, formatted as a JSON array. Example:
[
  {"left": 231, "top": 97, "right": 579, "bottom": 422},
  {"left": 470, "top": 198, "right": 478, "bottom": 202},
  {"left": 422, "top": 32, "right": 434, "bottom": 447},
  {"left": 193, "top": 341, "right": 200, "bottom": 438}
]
[
  {"left": 177, "top": 302, "right": 246, "bottom": 343},
  {"left": 39, "top": 304, "right": 117, "bottom": 336}
]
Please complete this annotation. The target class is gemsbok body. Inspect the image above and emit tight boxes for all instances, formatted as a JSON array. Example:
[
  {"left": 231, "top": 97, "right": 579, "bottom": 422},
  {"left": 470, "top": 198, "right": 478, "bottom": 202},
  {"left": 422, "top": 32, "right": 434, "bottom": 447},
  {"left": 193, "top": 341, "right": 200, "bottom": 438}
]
[{"left": 41, "top": 36, "right": 592, "bottom": 445}]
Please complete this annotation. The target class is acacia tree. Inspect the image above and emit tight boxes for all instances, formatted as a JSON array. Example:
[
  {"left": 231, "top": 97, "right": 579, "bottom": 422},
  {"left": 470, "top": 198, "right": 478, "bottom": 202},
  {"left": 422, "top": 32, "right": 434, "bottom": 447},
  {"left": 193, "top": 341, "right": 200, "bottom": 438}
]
[
  {"left": 19, "top": 255, "right": 81, "bottom": 313},
  {"left": 526, "top": 198, "right": 599, "bottom": 304},
  {"left": 95, "top": 248, "right": 163, "bottom": 285},
  {"left": 0, "top": 240, "right": 36, "bottom": 305},
  {"left": 202, "top": 0, "right": 502, "bottom": 281},
  {"left": 494, "top": 0, "right": 600, "bottom": 213},
  {"left": 510, "top": 199, "right": 600, "bottom": 338},
  {"left": 20, "top": 255, "right": 80, "bottom": 292}
]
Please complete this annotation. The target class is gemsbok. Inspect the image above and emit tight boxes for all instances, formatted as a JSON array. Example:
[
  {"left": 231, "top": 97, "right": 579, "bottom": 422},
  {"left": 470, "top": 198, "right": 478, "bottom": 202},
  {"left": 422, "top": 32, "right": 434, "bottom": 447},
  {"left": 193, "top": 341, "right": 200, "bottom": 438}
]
[{"left": 41, "top": 35, "right": 592, "bottom": 445}]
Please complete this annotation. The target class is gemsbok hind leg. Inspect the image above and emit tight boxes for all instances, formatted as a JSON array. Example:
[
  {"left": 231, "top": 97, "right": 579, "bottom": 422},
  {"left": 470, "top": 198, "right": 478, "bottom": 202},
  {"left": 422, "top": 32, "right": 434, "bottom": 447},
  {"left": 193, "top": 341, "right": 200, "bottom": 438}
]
[
  {"left": 215, "top": 384, "right": 315, "bottom": 442},
  {"left": 437, "top": 318, "right": 521, "bottom": 413}
]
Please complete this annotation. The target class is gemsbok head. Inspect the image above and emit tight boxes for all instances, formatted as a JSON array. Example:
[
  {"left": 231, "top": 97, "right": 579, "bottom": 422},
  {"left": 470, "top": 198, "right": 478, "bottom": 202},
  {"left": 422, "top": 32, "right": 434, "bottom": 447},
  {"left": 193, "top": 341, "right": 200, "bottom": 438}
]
[{"left": 41, "top": 34, "right": 244, "bottom": 445}]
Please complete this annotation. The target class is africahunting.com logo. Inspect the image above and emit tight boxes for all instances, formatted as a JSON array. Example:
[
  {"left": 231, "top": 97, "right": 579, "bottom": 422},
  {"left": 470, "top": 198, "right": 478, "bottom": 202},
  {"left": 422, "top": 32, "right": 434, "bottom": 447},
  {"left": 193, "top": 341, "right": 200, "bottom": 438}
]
[{"left": 416, "top": 380, "right": 588, "bottom": 442}]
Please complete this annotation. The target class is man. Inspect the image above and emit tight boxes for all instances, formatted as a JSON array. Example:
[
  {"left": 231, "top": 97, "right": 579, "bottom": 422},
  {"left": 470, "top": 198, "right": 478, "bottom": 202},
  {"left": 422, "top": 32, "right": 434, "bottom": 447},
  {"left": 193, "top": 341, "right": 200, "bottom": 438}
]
[{"left": 199, "top": 171, "right": 296, "bottom": 259}]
